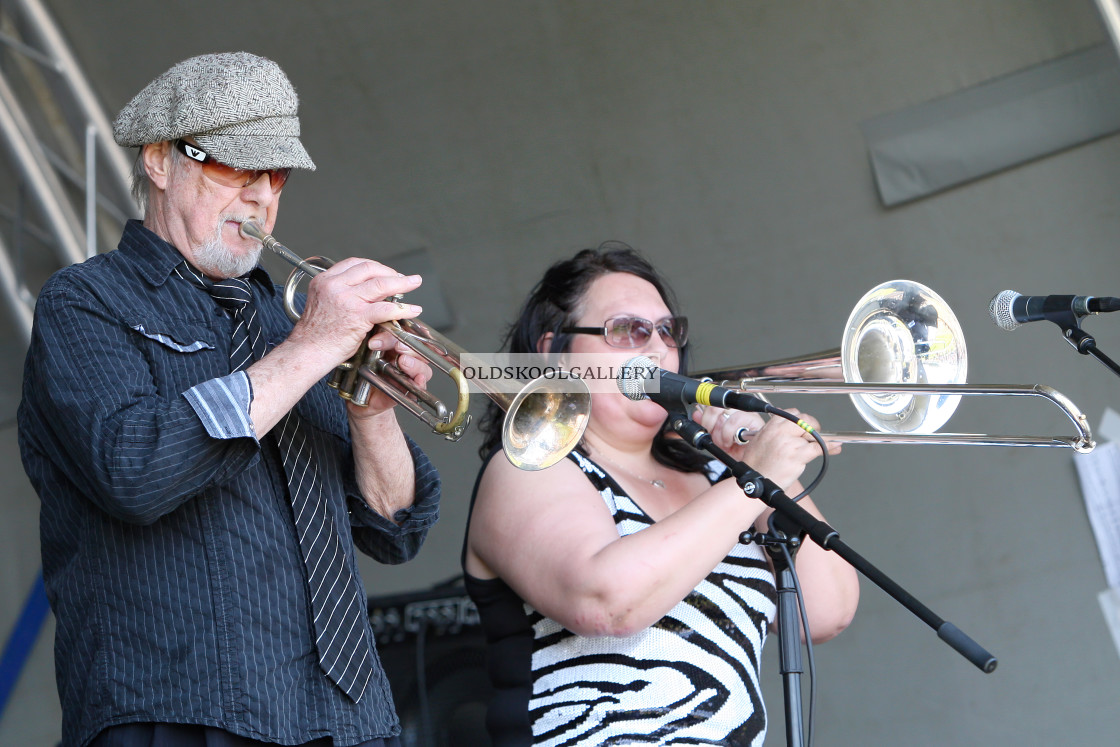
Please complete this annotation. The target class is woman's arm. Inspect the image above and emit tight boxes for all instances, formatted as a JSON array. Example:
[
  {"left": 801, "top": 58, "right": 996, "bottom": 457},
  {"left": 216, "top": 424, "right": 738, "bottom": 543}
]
[
  {"left": 468, "top": 453, "right": 767, "bottom": 637},
  {"left": 753, "top": 488, "right": 860, "bottom": 643},
  {"left": 697, "top": 404, "right": 859, "bottom": 642}
]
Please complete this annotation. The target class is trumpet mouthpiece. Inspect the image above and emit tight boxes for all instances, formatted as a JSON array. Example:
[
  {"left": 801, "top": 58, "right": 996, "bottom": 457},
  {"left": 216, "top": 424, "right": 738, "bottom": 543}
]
[{"left": 239, "top": 220, "right": 264, "bottom": 241}]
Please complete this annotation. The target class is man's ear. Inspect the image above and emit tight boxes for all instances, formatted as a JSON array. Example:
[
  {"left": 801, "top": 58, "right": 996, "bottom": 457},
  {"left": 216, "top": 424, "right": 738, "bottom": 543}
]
[
  {"left": 142, "top": 141, "right": 172, "bottom": 191},
  {"left": 536, "top": 331, "right": 554, "bottom": 355}
]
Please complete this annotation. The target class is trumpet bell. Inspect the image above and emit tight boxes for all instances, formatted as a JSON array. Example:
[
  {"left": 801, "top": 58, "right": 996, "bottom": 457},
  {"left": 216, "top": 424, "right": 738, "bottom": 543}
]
[
  {"left": 502, "top": 372, "right": 591, "bottom": 471},
  {"left": 842, "top": 280, "right": 967, "bottom": 434}
]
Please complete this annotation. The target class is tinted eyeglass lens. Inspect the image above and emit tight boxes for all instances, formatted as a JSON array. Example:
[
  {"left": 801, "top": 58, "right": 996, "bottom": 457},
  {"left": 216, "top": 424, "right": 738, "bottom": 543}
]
[
  {"left": 605, "top": 317, "right": 654, "bottom": 347},
  {"left": 601, "top": 316, "right": 686, "bottom": 348},
  {"left": 205, "top": 161, "right": 291, "bottom": 192},
  {"left": 254, "top": 167, "right": 290, "bottom": 192},
  {"left": 658, "top": 317, "right": 688, "bottom": 347}
]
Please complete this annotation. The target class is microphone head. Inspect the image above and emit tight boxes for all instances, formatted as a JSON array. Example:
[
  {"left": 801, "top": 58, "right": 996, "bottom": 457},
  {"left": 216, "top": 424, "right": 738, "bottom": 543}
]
[
  {"left": 617, "top": 355, "right": 657, "bottom": 401},
  {"left": 988, "top": 290, "right": 1022, "bottom": 331}
]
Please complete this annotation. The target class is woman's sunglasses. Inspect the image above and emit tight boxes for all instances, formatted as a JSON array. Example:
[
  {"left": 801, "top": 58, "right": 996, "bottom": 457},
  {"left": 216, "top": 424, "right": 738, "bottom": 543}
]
[
  {"left": 174, "top": 139, "right": 291, "bottom": 193},
  {"left": 562, "top": 315, "right": 688, "bottom": 349}
]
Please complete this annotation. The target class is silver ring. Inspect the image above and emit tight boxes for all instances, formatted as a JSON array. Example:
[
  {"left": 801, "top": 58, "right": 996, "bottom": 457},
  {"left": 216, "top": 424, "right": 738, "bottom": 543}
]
[
  {"left": 734, "top": 427, "right": 750, "bottom": 445},
  {"left": 720, "top": 410, "right": 732, "bottom": 422}
]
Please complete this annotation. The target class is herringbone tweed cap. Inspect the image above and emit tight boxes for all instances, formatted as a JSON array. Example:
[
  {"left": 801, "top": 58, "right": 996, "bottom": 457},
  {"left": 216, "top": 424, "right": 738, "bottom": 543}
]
[{"left": 113, "top": 51, "right": 315, "bottom": 171}]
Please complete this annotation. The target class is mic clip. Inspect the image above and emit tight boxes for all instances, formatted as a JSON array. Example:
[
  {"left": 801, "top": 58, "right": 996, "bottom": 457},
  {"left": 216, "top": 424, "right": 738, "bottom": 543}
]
[
  {"left": 1038, "top": 308, "right": 1097, "bottom": 354},
  {"left": 668, "top": 411, "right": 709, "bottom": 448},
  {"left": 1063, "top": 325, "right": 1097, "bottom": 355}
]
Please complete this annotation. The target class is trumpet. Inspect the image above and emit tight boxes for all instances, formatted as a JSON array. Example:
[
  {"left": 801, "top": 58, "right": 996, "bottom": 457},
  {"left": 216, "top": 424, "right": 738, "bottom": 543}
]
[
  {"left": 695, "top": 280, "right": 1094, "bottom": 452},
  {"left": 239, "top": 220, "right": 591, "bottom": 470}
]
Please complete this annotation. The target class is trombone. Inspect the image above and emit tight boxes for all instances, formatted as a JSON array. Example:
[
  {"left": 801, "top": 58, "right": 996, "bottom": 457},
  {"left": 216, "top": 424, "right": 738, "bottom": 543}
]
[
  {"left": 239, "top": 220, "right": 591, "bottom": 470},
  {"left": 695, "top": 280, "right": 1095, "bottom": 453}
]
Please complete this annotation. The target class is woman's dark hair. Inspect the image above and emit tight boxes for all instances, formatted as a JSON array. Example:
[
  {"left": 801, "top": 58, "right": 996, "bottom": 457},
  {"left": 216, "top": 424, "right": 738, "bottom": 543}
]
[{"left": 477, "top": 241, "right": 710, "bottom": 473}]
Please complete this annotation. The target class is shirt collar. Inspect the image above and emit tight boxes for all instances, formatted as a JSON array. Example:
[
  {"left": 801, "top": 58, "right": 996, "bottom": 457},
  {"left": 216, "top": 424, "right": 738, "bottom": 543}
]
[{"left": 118, "top": 219, "right": 276, "bottom": 296}]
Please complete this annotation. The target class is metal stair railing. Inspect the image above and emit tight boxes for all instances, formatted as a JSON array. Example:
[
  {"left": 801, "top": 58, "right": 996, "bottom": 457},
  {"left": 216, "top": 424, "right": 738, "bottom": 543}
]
[{"left": 0, "top": 0, "right": 138, "bottom": 343}]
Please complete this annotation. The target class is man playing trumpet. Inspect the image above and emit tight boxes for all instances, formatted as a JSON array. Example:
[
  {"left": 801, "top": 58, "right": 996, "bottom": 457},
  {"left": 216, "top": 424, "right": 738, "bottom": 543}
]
[{"left": 18, "top": 52, "right": 439, "bottom": 747}]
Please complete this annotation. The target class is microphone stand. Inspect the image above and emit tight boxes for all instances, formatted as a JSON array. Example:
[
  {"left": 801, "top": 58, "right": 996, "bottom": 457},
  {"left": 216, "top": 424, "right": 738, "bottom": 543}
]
[
  {"left": 1044, "top": 309, "right": 1120, "bottom": 379},
  {"left": 666, "top": 414, "right": 998, "bottom": 747},
  {"left": 749, "top": 510, "right": 809, "bottom": 747}
]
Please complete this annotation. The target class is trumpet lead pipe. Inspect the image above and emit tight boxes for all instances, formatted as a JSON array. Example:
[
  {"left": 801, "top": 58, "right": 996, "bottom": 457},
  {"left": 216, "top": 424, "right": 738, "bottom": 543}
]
[{"left": 239, "top": 220, "right": 322, "bottom": 277}]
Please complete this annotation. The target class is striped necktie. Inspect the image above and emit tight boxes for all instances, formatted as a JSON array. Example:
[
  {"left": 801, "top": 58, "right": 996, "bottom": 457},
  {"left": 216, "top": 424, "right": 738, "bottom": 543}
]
[{"left": 180, "top": 267, "right": 374, "bottom": 702}]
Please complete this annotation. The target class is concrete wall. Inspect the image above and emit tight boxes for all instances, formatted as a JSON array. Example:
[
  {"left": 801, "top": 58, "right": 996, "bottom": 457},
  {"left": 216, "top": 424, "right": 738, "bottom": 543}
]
[{"left": 2, "top": 1, "right": 1119, "bottom": 744}]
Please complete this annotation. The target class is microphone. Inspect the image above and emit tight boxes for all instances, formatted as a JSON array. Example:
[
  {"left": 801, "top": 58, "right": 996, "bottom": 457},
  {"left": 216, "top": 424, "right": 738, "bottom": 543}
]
[
  {"left": 616, "top": 356, "right": 772, "bottom": 413},
  {"left": 989, "top": 290, "right": 1120, "bottom": 331}
]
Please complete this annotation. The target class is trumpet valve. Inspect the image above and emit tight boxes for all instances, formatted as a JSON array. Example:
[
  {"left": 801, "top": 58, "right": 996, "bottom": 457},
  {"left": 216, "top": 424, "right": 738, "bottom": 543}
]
[
  {"left": 346, "top": 341, "right": 382, "bottom": 407},
  {"left": 328, "top": 338, "right": 379, "bottom": 405}
]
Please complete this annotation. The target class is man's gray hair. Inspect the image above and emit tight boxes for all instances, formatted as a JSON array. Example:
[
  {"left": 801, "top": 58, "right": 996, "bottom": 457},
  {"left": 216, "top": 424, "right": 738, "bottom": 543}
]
[{"left": 129, "top": 142, "right": 188, "bottom": 214}]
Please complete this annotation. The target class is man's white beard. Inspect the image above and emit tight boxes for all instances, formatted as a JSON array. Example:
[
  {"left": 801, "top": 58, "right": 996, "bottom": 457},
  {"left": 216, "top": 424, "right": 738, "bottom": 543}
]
[{"left": 194, "top": 216, "right": 262, "bottom": 278}]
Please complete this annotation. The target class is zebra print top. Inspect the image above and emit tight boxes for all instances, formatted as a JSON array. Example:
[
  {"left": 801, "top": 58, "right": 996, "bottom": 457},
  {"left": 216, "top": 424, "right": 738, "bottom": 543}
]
[{"left": 463, "top": 449, "right": 778, "bottom": 746}]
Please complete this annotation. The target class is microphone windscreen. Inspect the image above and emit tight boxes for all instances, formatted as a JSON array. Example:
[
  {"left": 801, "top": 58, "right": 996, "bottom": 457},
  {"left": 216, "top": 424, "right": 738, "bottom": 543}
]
[
  {"left": 617, "top": 355, "right": 656, "bottom": 401},
  {"left": 988, "top": 290, "right": 1021, "bottom": 331}
]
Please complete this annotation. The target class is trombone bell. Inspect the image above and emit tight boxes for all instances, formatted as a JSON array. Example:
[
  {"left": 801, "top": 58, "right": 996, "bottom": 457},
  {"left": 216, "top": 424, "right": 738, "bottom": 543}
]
[{"left": 841, "top": 280, "right": 966, "bottom": 434}]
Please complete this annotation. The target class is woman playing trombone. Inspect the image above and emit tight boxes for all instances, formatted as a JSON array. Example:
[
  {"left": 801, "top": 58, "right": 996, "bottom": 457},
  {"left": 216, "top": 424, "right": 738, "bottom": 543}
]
[{"left": 462, "top": 242, "right": 859, "bottom": 746}]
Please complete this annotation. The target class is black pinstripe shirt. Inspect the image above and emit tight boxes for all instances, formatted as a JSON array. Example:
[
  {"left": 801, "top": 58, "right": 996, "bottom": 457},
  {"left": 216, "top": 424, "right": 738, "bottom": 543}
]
[{"left": 18, "top": 220, "right": 441, "bottom": 747}]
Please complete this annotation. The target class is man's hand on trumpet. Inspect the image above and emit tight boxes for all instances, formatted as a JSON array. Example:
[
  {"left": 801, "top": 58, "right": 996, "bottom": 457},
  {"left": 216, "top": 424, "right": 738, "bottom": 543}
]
[
  {"left": 352, "top": 334, "right": 436, "bottom": 419},
  {"left": 294, "top": 257, "right": 435, "bottom": 418},
  {"left": 691, "top": 404, "right": 840, "bottom": 493},
  {"left": 290, "top": 258, "right": 421, "bottom": 364},
  {"left": 245, "top": 257, "right": 431, "bottom": 434}
]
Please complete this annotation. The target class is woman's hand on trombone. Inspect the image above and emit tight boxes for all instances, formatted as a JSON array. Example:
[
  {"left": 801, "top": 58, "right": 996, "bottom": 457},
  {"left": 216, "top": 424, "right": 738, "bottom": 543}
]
[
  {"left": 692, "top": 402, "right": 857, "bottom": 640},
  {"left": 692, "top": 404, "right": 840, "bottom": 492}
]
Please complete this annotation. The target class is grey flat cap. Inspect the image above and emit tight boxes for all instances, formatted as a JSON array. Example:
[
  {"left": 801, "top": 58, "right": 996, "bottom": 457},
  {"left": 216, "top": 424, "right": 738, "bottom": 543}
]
[{"left": 113, "top": 52, "right": 315, "bottom": 171}]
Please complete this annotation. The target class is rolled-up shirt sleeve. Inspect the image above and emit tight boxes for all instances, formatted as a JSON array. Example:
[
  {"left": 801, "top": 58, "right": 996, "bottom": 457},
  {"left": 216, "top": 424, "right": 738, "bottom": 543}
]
[
  {"left": 347, "top": 435, "right": 440, "bottom": 565},
  {"left": 183, "top": 372, "right": 257, "bottom": 440}
]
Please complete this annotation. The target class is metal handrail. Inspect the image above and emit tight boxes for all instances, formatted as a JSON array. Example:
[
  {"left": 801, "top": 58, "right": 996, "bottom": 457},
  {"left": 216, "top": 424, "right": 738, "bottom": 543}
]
[
  {"left": 0, "top": 0, "right": 138, "bottom": 343},
  {"left": 11, "top": 0, "right": 134, "bottom": 203}
]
